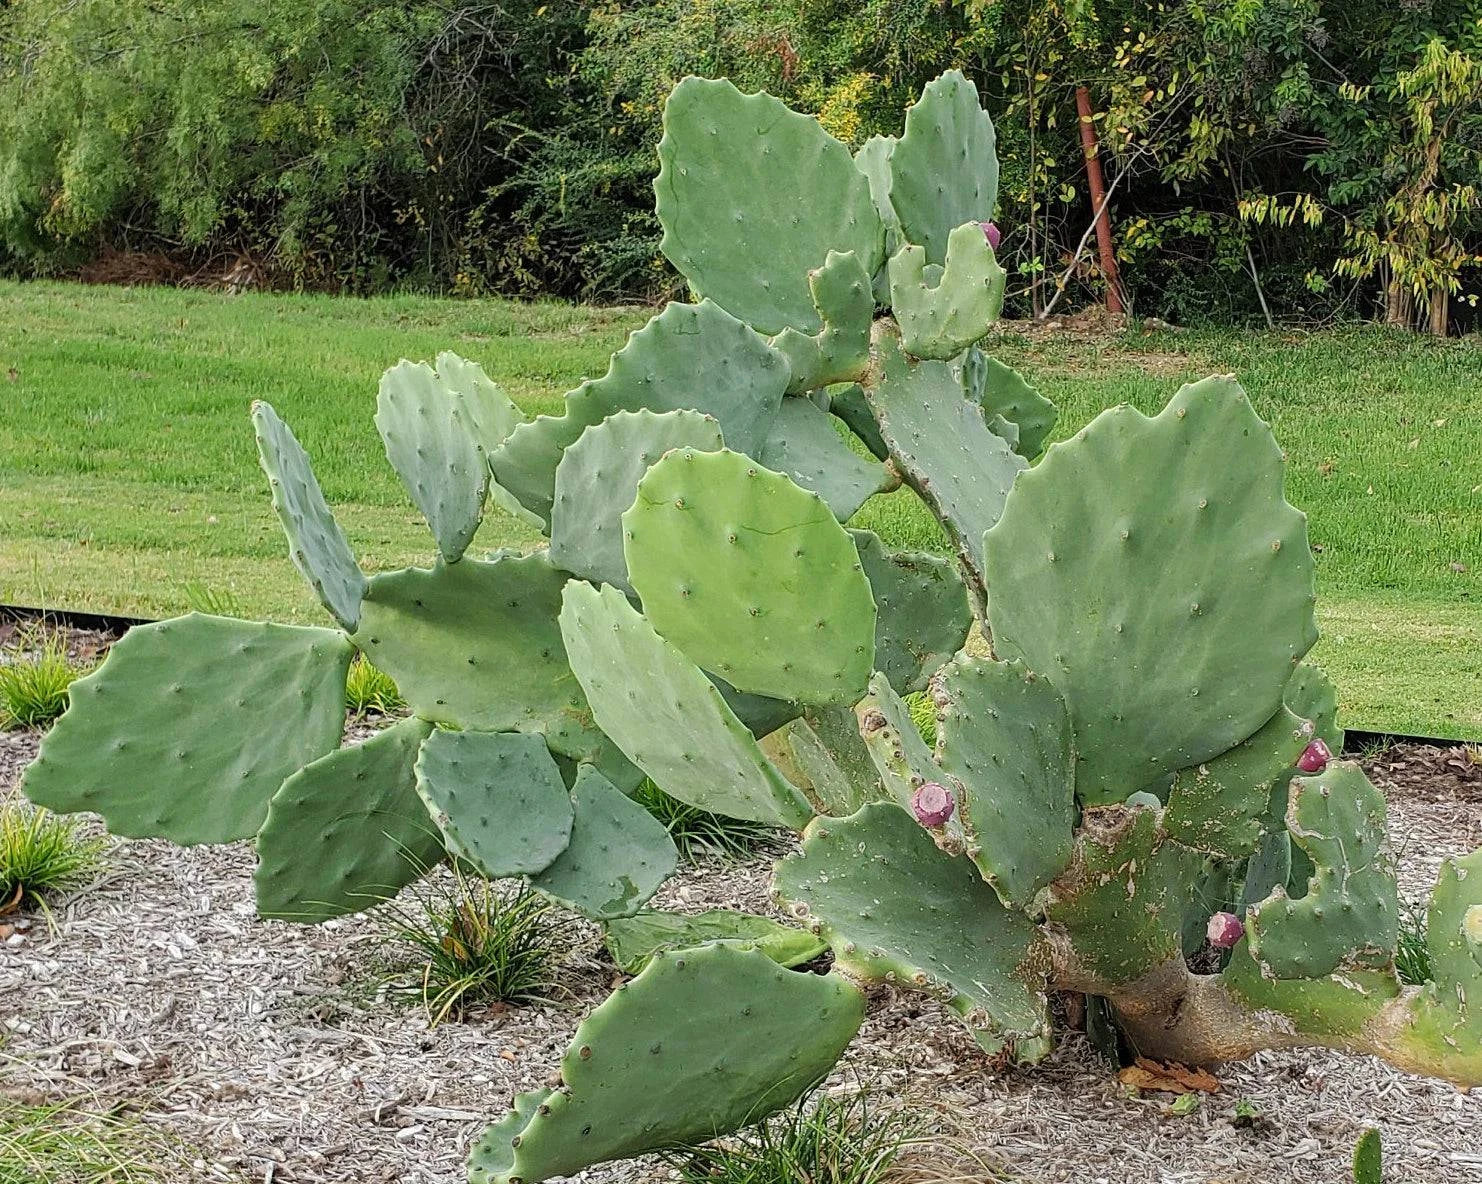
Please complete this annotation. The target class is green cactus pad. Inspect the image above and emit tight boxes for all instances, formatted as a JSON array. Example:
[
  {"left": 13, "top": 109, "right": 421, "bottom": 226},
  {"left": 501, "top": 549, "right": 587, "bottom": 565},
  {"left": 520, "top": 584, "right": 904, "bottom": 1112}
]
[
  {"left": 888, "top": 223, "right": 1005, "bottom": 360},
  {"left": 624, "top": 448, "right": 877, "bottom": 705},
  {"left": 434, "top": 351, "right": 526, "bottom": 454},
  {"left": 22, "top": 615, "right": 351, "bottom": 845},
  {"left": 655, "top": 77, "right": 884, "bottom": 334},
  {"left": 468, "top": 944, "right": 865, "bottom": 1184},
  {"left": 490, "top": 300, "right": 788, "bottom": 526},
  {"left": 549, "top": 409, "right": 725, "bottom": 591},
  {"left": 353, "top": 553, "right": 608, "bottom": 764},
  {"left": 413, "top": 729, "right": 574, "bottom": 879},
  {"left": 963, "top": 349, "right": 1058, "bottom": 460},
  {"left": 1284, "top": 662, "right": 1343, "bottom": 754},
  {"left": 776, "top": 803, "right": 1052, "bottom": 1057},
  {"left": 770, "top": 251, "right": 874, "bottom": 393},
  {"left": 761, "top": 713, "right": 874, "bottom": 818},
  {"left": 376, "top": 359, "right": 489, "bottom": 562},
  {"left": 1044, "top": 805, "right": 1203, "bottom": 985},
  {"left": 888, "top": 71, "right": 999, "bottom": 266},
  {"left": 712, "top": 675, "right": 803, "bottom": 739},
  {"left": 529, "top": 766, "right": 676, "bottom": 920},
  {"left": 854, "top": 135, "right": 900, "bottom": 262},
  {"left": 1241, "top": 828, "right": 1294, "bottom": 910},
  {"left": 1353, "top": 1129, "right": 1383, "bottom": 1184},
  {"left": 826, "top": 383, "right": 888, "bottom": 460},
  {"left": 254, "top": 716, "right": 441, "bottom": 922},
  {"left": 251, "top": 402, "right": 366, "bottom": 631},
  {"left": 1163, "top": 707, "right": 1316, "bottom": 860},
  {"left": 1396, "top": 848, "right": 1482, "bottom": 1079},
  {"left": 759, "top": 398, "right": 894, "bottom": 522},
  {"left": 604, "top": 909, "right": 828, "bottom": 974},
  {"left": 931, "top": 657, "right": 1075, "bottom": 908},
  {"left": 865, "top": 338, "right": 1025, "bottom": 586},
  {"left": 1220, "top": 942, "right": 1399, "bottom": 1039},
  {"left": 984, "top": 376, "right": 1318, "bottom": 805},
  {"left": 559, "top": 582, "right": 813, "bottom": 828},
  {"left": 1246, "top": 762, "right": 1397, "bottom": 979}
]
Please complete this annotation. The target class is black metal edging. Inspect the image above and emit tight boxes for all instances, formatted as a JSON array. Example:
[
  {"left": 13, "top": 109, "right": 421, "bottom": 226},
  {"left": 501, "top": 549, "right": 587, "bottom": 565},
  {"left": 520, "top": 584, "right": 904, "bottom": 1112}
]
[{"left": 0, "top": 603, "right": 1474, "bottom": 749}]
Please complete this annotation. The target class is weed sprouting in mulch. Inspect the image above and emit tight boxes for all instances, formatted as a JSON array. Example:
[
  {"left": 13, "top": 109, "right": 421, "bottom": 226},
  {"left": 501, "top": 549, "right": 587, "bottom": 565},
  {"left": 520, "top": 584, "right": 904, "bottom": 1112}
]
[
  {"left": 0, "top": 794, "right": 107, "bottom": 912},
  {"left": 376, "top": 868, "right": 574, "bottom": 1025},
  {"left": 0, "top": 629, "right": 88, "bottom": 730},
  {"left": 1395, "top": 900, "right": 1431, "bottom": 986},
  {"left": 632, "top": 778, "right": 783, "bottom": 863},
  {"left": 0, "top": 1094, "right": 190, "bottom": 1183}
]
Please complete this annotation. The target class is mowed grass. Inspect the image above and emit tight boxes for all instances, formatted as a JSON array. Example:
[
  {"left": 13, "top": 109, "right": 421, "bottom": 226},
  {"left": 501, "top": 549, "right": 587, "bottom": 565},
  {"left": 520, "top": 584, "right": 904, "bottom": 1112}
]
[{"left": 1, "top": 280, "right": 1478, "bottom": 737}]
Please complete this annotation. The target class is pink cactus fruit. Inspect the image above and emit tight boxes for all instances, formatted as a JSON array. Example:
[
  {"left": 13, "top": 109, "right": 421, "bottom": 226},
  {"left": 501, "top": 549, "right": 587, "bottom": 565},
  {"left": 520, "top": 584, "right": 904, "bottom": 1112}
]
[
  {"left": 1296, "top": 738, "right": 1333, "bottom": 774},
  {"left": 1206, "top": 911, "right": 1245, "bottom": 949},
  {"left": 911, "top": 781, "right": 955, "bottom": 828},
  {"left": 979, "top": 221, "right": 1002, "bottom": 251}
]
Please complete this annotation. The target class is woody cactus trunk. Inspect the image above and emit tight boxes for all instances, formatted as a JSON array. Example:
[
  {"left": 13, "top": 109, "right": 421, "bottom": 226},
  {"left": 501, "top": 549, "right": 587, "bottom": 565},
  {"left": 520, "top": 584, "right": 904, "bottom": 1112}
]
[{"left": 21, "top": 71, "right": 1482, "bottom": 1184}]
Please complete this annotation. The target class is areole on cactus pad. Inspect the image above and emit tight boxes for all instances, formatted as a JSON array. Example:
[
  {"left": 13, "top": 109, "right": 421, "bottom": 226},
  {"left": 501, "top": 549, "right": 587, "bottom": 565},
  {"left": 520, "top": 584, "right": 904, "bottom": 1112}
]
[{"left": 17, "top": 65, "right": 1482, "bottom": 1184}]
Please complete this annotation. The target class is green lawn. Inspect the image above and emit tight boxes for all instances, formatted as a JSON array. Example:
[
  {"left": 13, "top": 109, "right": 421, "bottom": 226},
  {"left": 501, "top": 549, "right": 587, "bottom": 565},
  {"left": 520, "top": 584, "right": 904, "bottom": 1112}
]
[{"left": 1, "top": 280, "right": 1478, "bottom": 738}]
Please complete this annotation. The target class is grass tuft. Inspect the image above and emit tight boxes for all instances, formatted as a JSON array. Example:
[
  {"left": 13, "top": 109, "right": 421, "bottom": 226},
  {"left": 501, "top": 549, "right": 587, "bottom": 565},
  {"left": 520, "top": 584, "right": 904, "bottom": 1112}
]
[
  {"left": 181, "top": 580, "right": 247, "bottom": 618},
  {"left": 376, "top": 869, "right": 571, "bottom": 1025},
  {"left": 0, "top": 794, "right": 107, "bottom": 911},
  {"left": 0, "top": 1095, "right": 189, "bottom": 1183},
  {"left": 0, "top": 630, "right": 88, "bottom": 730},
  {"left": 344, "top": 654, "right": 404, "bottom": 716},
  {"left": 1395, "top": 899, "right": 1431, "bottom": 986},
  {"left": 665, "top": 1089, "right": 923, "bottom": 1184},
  {"left": 904, "top": 691, "right": 937, "bottom": 746},
  {"left": 631, "top": 779, "right": 782, "bottom": 863}
]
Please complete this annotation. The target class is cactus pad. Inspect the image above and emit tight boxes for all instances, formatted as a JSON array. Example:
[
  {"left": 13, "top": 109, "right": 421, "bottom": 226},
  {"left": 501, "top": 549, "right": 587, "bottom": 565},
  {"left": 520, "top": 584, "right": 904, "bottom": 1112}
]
[
  {"left": 559, "top": 582, "right": 813, "bottom": 828},
  {"left": 549, "top": 408, "right": 724, "bottom": 591},
  {"left": 604, "top": 909, "right": 828, "bottom": 973},
  {"left": 376, "top": 359, "right": 489, "bottom": 562},
  {"left": 1246, "top": 762, "right": 1397, "bottom": 979},
  {"left": 624, "top": 449, "right": 876, "bottom": 704},
  {"left": 931, "top": 657, "right": 1075, "bottom": 907},
  {"left": 759, "top": 398, "right": 894, "bottom": 522},
  {"left": 984, "top": 376, "right": 1318, "bottom": 804},
  {"left": 353, "top": 553, "right": 608, "bottom": 763},
  {"left": 1221, "top": 941, "right": 1400, "bottom": 1039},
  {"left": 888, "top": 222, "right": 1005, "bottom": 359},
  {"left": 490, "top": 300, "right": 788, "bottom": 526},
  {"left": 761, "top": 713, "right": 875, "bottom": 818},
  {"left": 865, "top": 338, "right": 1025, "bottom": 587},
  {"left": 963, "top": 349, "right": 1057, "bottom": 460},
  {"left": 414, "top": 729, "right": 574, "bottom": 879},
  {"left": 22, "top": 615, "right": 351, "bottom": 845},
  {"left": 433, "top": 351, "right": 526, "bottom": 454},
  {"left": 770, "top": 251, "right": 874, "bottom": 393},
  {"left": 888, "top": 71, "right": 999, "bottom": 266},
  {"left": 1396, "top": 848, "right": 1482, "bottom": 1079},
  {"left": 529, "top": 766, "right": 676, "bottom": 920},
  {"left": 655, "top": 77, "right": 884, "bottom": 334},
  {"left": 254, "top": 717, "right": 441, "bottom": 922},
  {"left": 468, "top": 944, "right": 865, "bottom": 1184},
  {"left": 1163, "top": 707, "right": 1316, "bottom": 860},
  {"left": 854, "top": 135, "right": 900, "bottom": 260},
  {"left": 251, "top": 401, "right": 366, "bottom": 630},
  {"left": 776, "top": 803, "right": 1052, "bottom": 1056}
]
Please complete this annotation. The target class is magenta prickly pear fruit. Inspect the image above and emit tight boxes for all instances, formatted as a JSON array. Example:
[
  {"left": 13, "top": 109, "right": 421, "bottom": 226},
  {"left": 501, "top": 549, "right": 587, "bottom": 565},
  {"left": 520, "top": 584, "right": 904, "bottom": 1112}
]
[
  {"left": 911, "top": 781, "right": 955, "bottom": 827},
  {"left": 1206, "top": 911, "right": 1245, "bottom": 949},
  {"left": 979, "top": 221, "right": 1002, "bottom": 251},
  {"left": 1296, "top": 738, "right": 1333, "bottom": 774}
]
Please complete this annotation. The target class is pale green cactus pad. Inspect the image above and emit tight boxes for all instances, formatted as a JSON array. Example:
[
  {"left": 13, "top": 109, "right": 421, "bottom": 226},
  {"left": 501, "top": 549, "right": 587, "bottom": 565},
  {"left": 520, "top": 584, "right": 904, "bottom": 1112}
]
[
  {"left": 252, "top": 401, "right": 366, "bottom": 631},
  {"left": 559, "top": 581, "right": 813, "bottom": 828},
  {"left": 1221, "top": 941, "right": 1400, "bottom": 1038},
  {"left": 353, "top": 553, "right": 609, "bottom": 764},
  {"left": 963, "top": 348, "right": 1058, "bottom": 460},
  {"left": 624, "top": 448, "right": 876, "bottom": 705},
  {"left": 467, "top": 944, "right": 865, "bottom": 1184},
  {"left": 1246, "top": 762, "right": 1398, "bottom": 979},
  {"left": 854, "top": 135, "right": 900, "bottom": 259},
  {"left": 888, "top": 70, "right": 998, "bottom": 266},
  {"left": 254, "top": 716, "right": 441, "bottom": 922},
  {"left": 529, "top": 766, "right": 676, "bottom": 920},
  {"left": 759, "top": 398, "right": 893, "bottom": 522},
  {"left": 549, "top": 408, "right": 724, "bottom": 591},
  {"left": 434, "top": 350, "right": 526, "bottom": 454},
  {"left": 865, "top": 338, "right": 1025, "bottom": 588},
  {"left": 776, "top": 802, "right": 1052, "bottom": 1057},
  {"left": 490, "top": 299, "right": 788, "bottom": 526},
  {"left": 655, "top": 76, "right": 884, "bottom": 334},
  {"left": 1396, "top": 848, "right": 1482, "bottom": 1078},
  {"left": 761, "top": 712, "right": 875, "bottom": 818},
  {"left": 984, "top": 376, "right": 1318, "bottom": 804},
  {"left": 414, "top": 729, "right": 574, "bottom": 879},
  {"left": 770, "top": 250, "right": 874, "bottom": 393},
  {"left": 888, "top": 222, "right": 1006, "bottom": 359},
  {"left": 604, "top": 909, "right": 828, "bottom": 974},
  {"left": 376, "top": 359, "right": 489, "bottom": 562},
  {"left": 931, "top": 657, "right": 1076, "bottom": 908},
  {"left": 826, "top": 383, "right": 889, "bottom": 459},
  {"left": 22, "top": 614, "right": 352, "bottom": 845}
]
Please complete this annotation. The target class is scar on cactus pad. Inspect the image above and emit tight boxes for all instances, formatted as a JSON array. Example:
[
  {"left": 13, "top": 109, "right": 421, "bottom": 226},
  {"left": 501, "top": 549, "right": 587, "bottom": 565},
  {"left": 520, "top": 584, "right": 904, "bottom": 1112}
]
[{"left": 16, "top": 68, "right": 1482, "bottom": 1184}]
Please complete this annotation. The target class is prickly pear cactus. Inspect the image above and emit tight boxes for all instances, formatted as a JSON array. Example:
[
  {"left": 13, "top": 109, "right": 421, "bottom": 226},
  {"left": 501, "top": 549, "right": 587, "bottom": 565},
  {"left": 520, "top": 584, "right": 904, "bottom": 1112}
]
[{"left": 20, "top": 67, "right": 1481, "bottom": 1184}]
